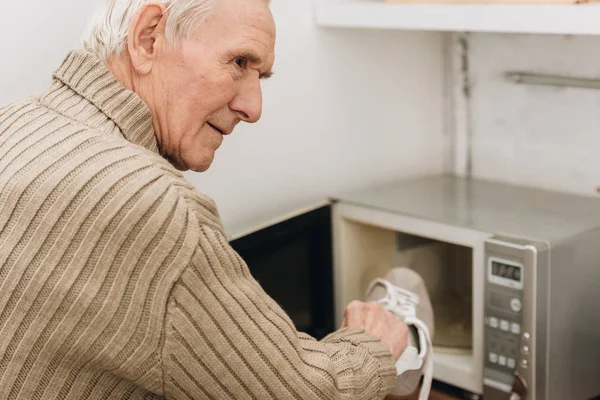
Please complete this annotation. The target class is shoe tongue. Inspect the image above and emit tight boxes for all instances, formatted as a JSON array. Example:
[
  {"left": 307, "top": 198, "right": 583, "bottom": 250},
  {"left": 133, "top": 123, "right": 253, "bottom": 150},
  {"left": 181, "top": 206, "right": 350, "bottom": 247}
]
[
  {"left": 366, "top": 284, "right": 388, "bottom": 303},
  {"left": 385, "top": 269, "right": 420, "bottom": 292}
]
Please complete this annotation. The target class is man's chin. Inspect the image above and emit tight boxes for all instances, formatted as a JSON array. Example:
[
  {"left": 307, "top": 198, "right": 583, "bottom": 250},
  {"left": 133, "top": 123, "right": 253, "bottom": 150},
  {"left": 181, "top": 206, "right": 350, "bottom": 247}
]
[
  {"left": 190, "top": 164, "right": 211, "bottom": 173},
  {"left": 163, "top": 153, "right": 213, "bottom": 173},
  {"left": 182, "top": 160, "right": 213, "bottom": 173},
  {"left": 164, "top": 156, "right": 189, "bottom": 172}
]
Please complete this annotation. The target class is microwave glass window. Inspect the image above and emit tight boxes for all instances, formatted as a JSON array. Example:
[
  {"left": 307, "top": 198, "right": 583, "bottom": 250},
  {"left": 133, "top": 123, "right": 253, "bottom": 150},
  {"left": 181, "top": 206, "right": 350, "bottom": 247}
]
[
  {"left": 491, "top": 261, "right": 522, "bottom": 282},
  {"left": 248, "top": 238, "right": 312, "bottom": 331}
]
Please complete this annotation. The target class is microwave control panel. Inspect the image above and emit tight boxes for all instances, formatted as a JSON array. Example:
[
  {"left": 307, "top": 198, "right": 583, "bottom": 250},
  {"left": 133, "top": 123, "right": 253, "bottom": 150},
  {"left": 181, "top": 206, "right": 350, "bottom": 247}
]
[
  {"left": 484, "top": 238, "right": 538, "bottom": 400},
  {"left": 484, "top": 257, "right": 524, "bottom": 372}
]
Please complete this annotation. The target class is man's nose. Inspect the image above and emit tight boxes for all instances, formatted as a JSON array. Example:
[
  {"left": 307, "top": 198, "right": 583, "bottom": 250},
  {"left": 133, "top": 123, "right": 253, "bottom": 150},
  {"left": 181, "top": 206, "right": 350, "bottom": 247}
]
[{"left": 230, "top": 76, "right": 263, "bottom": 124}]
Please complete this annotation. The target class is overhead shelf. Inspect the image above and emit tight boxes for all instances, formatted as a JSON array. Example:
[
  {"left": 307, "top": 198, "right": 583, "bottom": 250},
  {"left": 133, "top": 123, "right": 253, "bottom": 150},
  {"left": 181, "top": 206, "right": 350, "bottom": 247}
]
[{"left": 315, "top": 1, "right": 600, "bottom": 35}]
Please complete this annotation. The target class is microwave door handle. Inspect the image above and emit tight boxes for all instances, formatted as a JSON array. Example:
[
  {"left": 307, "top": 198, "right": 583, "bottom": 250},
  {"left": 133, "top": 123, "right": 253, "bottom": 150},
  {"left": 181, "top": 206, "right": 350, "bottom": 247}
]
[{"left": 509, "top": 371, "right": 528, "bottom": 400}]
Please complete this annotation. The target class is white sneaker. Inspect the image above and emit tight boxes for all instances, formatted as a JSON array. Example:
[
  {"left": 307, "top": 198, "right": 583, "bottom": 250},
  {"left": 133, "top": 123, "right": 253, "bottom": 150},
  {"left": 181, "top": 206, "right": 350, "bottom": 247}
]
[{"left": 366, "top": 268, "right": 434, "bottom": 400}]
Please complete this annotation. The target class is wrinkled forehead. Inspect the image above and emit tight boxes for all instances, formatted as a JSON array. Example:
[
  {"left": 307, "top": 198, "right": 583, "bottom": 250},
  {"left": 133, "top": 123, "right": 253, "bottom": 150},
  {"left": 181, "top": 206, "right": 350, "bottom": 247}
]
[
  {"left": 200, "top": 0, "right": 276, "bottom": 55},
  {"left": 213, "top": 0, "right": 275, "bottom": 35}
]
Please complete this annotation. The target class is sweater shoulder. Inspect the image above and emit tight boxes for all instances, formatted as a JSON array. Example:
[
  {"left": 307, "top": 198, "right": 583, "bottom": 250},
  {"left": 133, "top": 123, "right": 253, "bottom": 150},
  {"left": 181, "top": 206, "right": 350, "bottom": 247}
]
[
  {"left": 63, "top": 127, "right": 225, "bottom": 234},
  {"left": 0, "top": 99, "right": 224, "bottom": 235}
]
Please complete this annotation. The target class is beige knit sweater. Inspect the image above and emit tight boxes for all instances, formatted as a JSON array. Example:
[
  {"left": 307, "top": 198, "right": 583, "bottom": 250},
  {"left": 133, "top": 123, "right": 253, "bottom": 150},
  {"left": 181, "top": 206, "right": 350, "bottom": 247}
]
[{"left": 0, "top": 49, "right": 397, "bottom": 400}]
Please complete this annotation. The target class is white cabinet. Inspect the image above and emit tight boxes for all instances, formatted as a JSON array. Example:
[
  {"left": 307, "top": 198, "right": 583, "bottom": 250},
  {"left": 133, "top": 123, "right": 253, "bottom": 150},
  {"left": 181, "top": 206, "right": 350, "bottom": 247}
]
[{"left": 316, "top": 1, "right": 600, "bottom": 35}]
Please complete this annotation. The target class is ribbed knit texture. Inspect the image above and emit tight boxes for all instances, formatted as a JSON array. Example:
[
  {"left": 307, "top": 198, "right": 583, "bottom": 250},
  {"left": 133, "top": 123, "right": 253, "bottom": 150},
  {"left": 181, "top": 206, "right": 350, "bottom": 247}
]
[{"left": 0, "top": 49, "right": 397, "bottom": 400}]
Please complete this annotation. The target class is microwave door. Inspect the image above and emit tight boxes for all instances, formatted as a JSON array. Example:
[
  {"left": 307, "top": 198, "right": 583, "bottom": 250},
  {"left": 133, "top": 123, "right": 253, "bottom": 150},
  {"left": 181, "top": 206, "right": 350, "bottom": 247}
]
[{"left": 229, "top": 203, "right": 335, "bottom": 340}]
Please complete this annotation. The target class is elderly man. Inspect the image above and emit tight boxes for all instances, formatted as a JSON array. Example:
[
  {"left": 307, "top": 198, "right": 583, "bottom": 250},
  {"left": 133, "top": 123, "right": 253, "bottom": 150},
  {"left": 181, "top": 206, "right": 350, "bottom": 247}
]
[{"left": 0, "top": 0, "right": 434, "bottom": 399}]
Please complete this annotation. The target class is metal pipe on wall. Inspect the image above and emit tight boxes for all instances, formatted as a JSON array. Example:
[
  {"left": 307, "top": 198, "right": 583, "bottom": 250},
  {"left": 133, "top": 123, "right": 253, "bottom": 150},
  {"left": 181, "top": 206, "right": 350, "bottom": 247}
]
[{"left": 505, "top": 71, "right": 600, "bottom": 90}]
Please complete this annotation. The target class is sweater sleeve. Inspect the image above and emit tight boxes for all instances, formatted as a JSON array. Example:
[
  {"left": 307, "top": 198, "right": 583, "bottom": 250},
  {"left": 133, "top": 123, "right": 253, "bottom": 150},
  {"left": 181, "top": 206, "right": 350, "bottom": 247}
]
[{"left": 162, "top": 224, "right": 398, "bottom": 400}]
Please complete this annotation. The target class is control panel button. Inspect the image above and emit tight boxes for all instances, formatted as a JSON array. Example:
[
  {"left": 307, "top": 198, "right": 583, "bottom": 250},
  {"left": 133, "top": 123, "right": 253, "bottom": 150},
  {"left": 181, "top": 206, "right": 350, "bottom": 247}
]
[
  {"left": 521, "top": 345, "right": 530, "bottom": 355},
  {"left": 511, "top": 323, "right": 521, "bottom": 334},
  {"left": 500, "top": 320, "right": 510, "bottom": 331},
  {"left": 498, "top": 355, "right": 507, "bottom": 366},
  {"left": 490, "top": 317, "right": 499, "bottom": 328},
  {"left": 507, "top": 358, "right": 516, "bottom": 369},
  {"left": 523, "top": 332, "right": 531, "bottom": 341},
  {"left": 511, "top": 298, "right": 522, "bottom": 312},
  {"left": 520, "top": 359, "right": 529, "bottom": 368},
  {"left": 489, "top": 352, "right": 498, "bottom": 363}
]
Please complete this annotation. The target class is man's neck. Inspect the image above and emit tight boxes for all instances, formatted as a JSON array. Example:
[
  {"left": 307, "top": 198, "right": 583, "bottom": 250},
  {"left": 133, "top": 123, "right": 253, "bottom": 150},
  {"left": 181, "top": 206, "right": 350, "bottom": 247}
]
[{"left": 106, "top": 52, "right": 137, "bottom": 94}]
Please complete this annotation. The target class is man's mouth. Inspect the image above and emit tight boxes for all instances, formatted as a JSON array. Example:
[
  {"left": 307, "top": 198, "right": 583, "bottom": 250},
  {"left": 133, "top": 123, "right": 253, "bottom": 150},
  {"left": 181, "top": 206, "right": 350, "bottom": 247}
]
[{"left": 207, "top": 122, "right": 225, "bottom": 135}]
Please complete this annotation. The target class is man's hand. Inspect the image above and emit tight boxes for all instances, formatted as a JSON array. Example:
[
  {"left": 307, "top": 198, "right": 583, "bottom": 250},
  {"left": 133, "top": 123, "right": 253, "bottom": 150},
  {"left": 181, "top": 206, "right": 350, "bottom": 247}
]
[{"left": 341, "top": 300, "right": 409, "bottom": 361}]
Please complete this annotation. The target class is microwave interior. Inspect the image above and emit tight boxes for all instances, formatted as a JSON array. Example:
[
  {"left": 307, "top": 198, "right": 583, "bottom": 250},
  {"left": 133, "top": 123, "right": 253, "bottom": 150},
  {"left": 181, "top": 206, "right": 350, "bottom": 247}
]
[
  {"left": 339, "top": 218, "right": 475, "bottom": 361},
  {"left": 396, "top": 232, "right": 473, "bottom": 351}
]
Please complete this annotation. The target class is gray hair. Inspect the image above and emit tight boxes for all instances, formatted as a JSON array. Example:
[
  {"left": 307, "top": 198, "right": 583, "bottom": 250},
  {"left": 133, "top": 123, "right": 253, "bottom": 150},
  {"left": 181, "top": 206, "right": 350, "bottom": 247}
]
[{"left": 83, "top": 0, "right": 216, "bottom": 61}]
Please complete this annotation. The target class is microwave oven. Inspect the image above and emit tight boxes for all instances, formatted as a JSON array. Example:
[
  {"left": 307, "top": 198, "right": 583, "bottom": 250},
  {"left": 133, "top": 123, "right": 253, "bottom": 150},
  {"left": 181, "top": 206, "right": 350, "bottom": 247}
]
[{"left": 229, "top": 175, "right": 600, "bottom": 400}]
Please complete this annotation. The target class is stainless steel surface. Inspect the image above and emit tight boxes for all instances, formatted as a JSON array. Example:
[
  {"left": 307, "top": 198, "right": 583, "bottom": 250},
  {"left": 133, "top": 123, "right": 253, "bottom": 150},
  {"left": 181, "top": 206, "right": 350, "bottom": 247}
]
[
  {"left": 532, "top": 247, "right": 549, "bottom": 400},
  {"left": 485, "top": 383, "right": 512, "bottom": 400},
  {"left": 332, "top": 175, "right": 600, "bottom": 243},
  {"left": 505, "top": 71, "right": 600, "bottom": 91},
  {"left": 547, "top": 227, "right": 600, "bottom": 400}
]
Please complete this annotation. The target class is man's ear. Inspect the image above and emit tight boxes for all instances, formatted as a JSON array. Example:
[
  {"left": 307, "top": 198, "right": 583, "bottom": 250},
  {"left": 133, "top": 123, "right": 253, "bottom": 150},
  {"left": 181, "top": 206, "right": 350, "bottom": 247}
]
[{"left": 127, "top": 3, "right": 168, "bottom": 75}]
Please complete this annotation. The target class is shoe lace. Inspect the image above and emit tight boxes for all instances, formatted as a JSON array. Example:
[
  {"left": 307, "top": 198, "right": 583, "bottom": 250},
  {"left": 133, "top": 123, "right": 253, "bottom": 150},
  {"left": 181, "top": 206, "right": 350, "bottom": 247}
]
[{"left": 367, "top": 278, "right": 434, "bottom": 400}]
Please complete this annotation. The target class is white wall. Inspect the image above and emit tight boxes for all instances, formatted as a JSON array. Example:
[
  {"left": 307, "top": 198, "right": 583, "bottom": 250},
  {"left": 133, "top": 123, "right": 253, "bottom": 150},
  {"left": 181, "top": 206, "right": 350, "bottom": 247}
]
[
  {"left": 0, "top": 0, "right": 103, "bottom": 105},
  {"left": 0, "top": 0, "right": 447, "bottom": 235},
  {"left": 464, "top": 33, "right": 600, "bottom": 198}
]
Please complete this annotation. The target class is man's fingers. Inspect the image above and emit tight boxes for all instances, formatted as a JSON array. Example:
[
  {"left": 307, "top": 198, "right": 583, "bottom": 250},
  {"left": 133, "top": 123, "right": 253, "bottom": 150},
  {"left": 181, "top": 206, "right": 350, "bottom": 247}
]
[
  {"left": 363, "top": 302, "right": 380, "bottom": 331},
  {"left": 385, "top": 310, "right": 398, "bottom": 327},
  {"left": 388, "top": 312, "right": 409, "bottom": 352},
  {"left": 343, "top": 300, "right": 410, "bottom": 361},
  {"left": 344, "top": 300, "right": 365, "bottom": 328}
]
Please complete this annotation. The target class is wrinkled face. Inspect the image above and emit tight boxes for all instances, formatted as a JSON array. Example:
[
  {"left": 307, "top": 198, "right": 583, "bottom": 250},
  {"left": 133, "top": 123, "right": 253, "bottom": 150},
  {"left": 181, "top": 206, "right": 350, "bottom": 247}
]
[{"left": 150, "top": 0, "right": 276, "bottom": 171}]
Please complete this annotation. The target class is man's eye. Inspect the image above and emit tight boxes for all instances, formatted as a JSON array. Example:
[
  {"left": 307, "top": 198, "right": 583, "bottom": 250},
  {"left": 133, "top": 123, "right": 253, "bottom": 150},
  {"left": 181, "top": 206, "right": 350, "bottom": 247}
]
[{"left": 234, "top": 57, "right": 247, "bottom": 69}]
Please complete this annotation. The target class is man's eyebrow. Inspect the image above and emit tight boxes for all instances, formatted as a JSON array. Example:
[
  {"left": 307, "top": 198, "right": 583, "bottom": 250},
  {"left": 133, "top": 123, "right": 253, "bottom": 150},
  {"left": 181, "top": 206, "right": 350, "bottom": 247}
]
[
  {"left": 260, "top": 70, "right": 274, "bottom": 80},
  {"left": 238, "top": 51, "right": 262, "bottom": 64},
  {"left": 236, "top": 51, "right": 274, "bottom": 80}
]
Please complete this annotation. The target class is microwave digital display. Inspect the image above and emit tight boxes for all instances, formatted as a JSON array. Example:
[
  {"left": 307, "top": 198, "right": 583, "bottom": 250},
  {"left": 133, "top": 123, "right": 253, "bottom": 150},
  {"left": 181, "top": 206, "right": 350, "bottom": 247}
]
[{"left": 491, "top": 261, "right": 522, "bottom": 282}]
